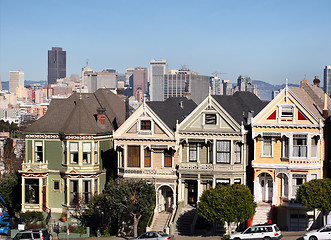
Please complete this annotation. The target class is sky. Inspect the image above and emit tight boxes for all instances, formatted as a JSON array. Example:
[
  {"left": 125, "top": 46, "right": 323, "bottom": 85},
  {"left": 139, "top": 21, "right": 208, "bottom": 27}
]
[{"left": 0, "top": 0, "right": 331, "bottom": 86}]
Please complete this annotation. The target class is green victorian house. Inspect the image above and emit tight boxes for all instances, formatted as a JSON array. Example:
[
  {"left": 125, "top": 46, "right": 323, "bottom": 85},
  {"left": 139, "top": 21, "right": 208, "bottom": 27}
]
[{"left": 21, "top": 89, "right": 126, "bottom": 217}]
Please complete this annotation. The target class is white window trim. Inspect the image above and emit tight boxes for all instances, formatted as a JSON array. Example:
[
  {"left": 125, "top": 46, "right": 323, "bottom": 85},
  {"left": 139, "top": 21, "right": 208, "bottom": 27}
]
[
  {"left": 203, "top": 112, "right": 218, "bottom": 126},
  {"left": 187, "top": 143, "right": 199, "bottom": 162},
  {"left": 261, "top": 137, "right": 273, "bottom": 158},
  {"left": 138, "top": 117, "right": 153, "bottom": 133}
]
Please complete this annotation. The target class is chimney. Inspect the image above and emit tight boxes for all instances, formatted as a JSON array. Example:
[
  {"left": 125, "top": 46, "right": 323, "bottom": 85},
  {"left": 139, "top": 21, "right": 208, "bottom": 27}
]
[
  {"left": 313, "top": 76, "right": 320, "bottom": 87},
  {"left": 97, "top": 107, "right": 106, "bottom": 126}
]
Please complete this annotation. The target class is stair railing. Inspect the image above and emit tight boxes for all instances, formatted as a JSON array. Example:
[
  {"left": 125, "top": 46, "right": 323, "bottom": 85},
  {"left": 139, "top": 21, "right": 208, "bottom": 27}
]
[
  {"left": 190, "top": 208, "right": 198, "bottom": 234},
  {"left": 169, "top": 201, "right": 184, "bottom": 235}
]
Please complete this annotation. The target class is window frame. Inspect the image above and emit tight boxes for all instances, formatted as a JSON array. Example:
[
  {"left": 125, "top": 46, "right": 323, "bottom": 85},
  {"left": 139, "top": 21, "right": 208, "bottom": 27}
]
[
  {"left": 292, "top": 134, "right": 307, "bottom": 158},
  {"left": 205, "top": 113, "right": 217, "bottom": 125},
  {"left": 188, "top": 143, "right": 198, "bottom": 162},
  {"left": 280, "top": 104, "right": 294, "bottom": 118},
  {"left": 140, "top": 120, "right": 151, "bottom": 131},
  {"left": 164, "top": 149, "right": 173, "bottom": 168},
  {"left": 34, "top": 141, "right": 43, "bottom": 162},
  {"left": 53, "top": 180, "right": 60, "bottom": 191},
  {"left": 234, "top": 142, "right": 241, "bottom": 164},
  {"left": 144, "top": 148, "right": 151, "bottom": 167},
  {"left": 70, "top": 142, "right": 79, "bottom": 164},
  {"left": 127, "top": 145, "right": 141, "bottom": 167},
  {"left": 82, "top": 142, "right": 91, "bottom": 164},
  {"left": 25, "top": 178, "right": 40, "bottom": 204},
  {"left": 262, "top": 136, "right": 273, "bottom": 157},
  {"left": 216, "top": 140, "right": 231, "bottom": 164}
]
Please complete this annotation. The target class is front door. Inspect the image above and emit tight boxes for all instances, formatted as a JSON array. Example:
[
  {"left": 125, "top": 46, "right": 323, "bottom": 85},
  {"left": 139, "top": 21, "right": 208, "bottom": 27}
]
[{"left": 187, "top": 181, "right": 197, "bottom": 206}]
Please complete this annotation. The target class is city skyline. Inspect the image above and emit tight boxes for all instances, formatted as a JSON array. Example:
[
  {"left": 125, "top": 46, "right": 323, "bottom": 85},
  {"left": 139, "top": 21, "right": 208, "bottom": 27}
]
[{"left": 1, "top": 0, "right": 331, "bottom": 85}]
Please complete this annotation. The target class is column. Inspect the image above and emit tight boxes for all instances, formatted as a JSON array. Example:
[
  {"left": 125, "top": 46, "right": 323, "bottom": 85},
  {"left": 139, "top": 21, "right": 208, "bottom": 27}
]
[{"left": 197, "top": 178, "right": 201, "bottom": 202}]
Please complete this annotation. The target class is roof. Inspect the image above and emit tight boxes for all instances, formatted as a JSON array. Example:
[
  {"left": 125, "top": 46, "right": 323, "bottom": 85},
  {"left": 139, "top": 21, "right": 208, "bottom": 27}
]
[
  {"left": 24, "top": 88, "right": 126, "bottom": 135},
  {"left": 290, "top": 84, "right": 331, "bottom": 120},
  {"left": 212, "top": 91, "right": 265, "bottom": 125},
  {"left": 147, "top": 97, "right": 197, "bottom": 131}
]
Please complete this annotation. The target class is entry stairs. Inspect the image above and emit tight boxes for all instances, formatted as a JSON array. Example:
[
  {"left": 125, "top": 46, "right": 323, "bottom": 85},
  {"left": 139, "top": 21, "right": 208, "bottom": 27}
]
[
  {"left": 174, "top": 205, "right": 197, "bottom": 235},
  {"left": 150, "top": 212, "right": 171, "bottom": 232},
  {"left": 252, "top": 203, "right": 272, "bottom": 226}
]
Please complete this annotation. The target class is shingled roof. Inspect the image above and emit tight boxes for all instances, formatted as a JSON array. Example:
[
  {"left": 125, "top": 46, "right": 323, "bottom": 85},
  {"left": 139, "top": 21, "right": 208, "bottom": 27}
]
[
  {"left": 147, "top": 97, "right": 197, "bottom": 131},
  {"left": 24, "top": 88, "right": 126, "bottom": 135},
  {"left": 212, "top": 91, "right": 265, "bottom": 125}
]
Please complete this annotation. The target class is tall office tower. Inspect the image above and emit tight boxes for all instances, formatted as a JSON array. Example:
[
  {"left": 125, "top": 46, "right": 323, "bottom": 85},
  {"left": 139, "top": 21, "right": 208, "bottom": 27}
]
[
  {"left": 48, "top": 47, "right": 66, "bottom": 85},
  {"left": 163, "top": 67, "right": 210, "bottom": 104},
  {"left": 222, "top": 80, "right": 233, "bottom": 96},
  {"left": 133, "top": 68, "right": 148, "bottom": 102},
  {"left": 235, "top": 75, "right": 258, "bottom": 96},
  {"left": 150, "top": 59, "right": 168, "bottom": 101},
  {"left": 324, "top": 66, "right": 331, "bottom": 96},
  {"left": 97, "top": 69, "right": 118, "bottom": 90},
  {"left": 9, "top": 70, "right": 24, "bottom": 93},
  {"left": 210, "top": 76, "right": 222, "bottom": 95},
  {"left": 125, "top": 67, "right": 135, "bottom": 87}
]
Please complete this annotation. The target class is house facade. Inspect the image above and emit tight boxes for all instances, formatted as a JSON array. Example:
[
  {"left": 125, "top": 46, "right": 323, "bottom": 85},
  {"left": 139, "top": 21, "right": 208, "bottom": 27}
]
[
  {"left": 114, "top": 98, "right": 197, "bottom": 213},
  {"left": 21, "top": 89, "right": 126, "bottom": 216},
  {"left": 176, "top": 92, "right": 265, "bottom": 206},
  {"left": 251, "top": 82, "right": 331, "bottom": 230}
]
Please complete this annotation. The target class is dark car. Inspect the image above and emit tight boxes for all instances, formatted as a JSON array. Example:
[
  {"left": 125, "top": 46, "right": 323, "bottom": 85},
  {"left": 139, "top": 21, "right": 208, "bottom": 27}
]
[{"left": 13, "top": 229, "right": 53, "bottom": 240}]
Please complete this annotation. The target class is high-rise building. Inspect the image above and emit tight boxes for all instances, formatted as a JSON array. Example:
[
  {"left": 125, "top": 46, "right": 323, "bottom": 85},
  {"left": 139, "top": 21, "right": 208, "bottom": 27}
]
[
  {"left": 222, "top": 80, "right": 233, "bottom": 96},
  {"left": 150, "top": 59, "right": 168, "bottom": 101},
  {"left": 133, "top": 68, "right": 148, "bottom": 102},
  {"left": 163, "top": 68, "right": 210, "bottom": 104},
  {"left": 9, "top": 70, "right": 24, "bottom": 93},
  {"left": 125, "top": 67, "right": 135, "bottom": 87},
  {"left": 210, "top": 76, "right": 222, "bottom": 95},
  {"left": 235, "top": 75, "right": 258, "bottom": 96},
  {"left": 324, "top": 66, "right": 331, "bottom": 96},
  {"left": 48, "top": 47, "right": 66, "bottom": 85}
]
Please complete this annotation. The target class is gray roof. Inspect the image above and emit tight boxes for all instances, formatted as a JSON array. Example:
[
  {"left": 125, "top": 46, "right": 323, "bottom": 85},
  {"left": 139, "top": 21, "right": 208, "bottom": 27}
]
[
  {"left": 24, "top": 89, "right": 126, "bottom": 135},
  {"left": 147, "top": 97, "right": 197, "bottom": 131},
  {"left": 212, "top": 91, "right": 265, "bottom": 125}
]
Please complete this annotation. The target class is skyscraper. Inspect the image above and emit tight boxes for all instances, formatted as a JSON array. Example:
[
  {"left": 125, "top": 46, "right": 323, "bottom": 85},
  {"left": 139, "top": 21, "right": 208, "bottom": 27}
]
[
  {"left": 149, "top": 59, "right": 168, "bottom": 101},
  {"left": 9, "top": 70, "right": 24, "bottom": 93},
  {"left": 133, "top": 67, "right": 148, "bottom": 102},
  {"left": 324, "top": 66, "right": 331, "bottom": 96},
  {"left": 48, "top": 47, "right": 66, "bottom": 85}
]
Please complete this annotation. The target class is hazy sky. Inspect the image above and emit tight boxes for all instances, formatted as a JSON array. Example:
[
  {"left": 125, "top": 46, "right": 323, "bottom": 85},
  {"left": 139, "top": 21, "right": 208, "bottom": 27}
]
[{"left": 0, "top": 0, "right": 330, "bottom": 85}]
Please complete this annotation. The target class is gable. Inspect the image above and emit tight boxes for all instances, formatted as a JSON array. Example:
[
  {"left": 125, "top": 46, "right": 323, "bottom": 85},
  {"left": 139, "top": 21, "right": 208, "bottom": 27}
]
[
  {"left": 114, "top": 103, "right": 174, "bottom": 139},
  {"left": 178, "top": 96, "right": 241, "bottom": 133},
  {"left": 253, "top": 89, "right": 319, "bottom": 126}
]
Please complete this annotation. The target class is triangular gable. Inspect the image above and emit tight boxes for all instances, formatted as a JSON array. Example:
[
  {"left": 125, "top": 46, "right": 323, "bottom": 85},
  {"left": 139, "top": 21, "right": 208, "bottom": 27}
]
[
  {"left": 253, "top": 88, "right": 319, "bottom": 125},
  {"left": 114, "top": 102, "right": 175, "bottom": 138},
  {"left": 178, "top": 95, "right": 241, "bottom": 133}
]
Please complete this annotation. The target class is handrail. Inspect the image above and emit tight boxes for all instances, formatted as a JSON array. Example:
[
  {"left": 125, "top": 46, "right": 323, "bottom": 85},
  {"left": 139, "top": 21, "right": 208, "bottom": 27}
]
[
  {"left": 169, "top": 201, "right": 185, "bottom": 235},
  {"left": 146, "top": 211, "right": 154, "bottom": 230},
  {"left": 163, "top": 211, "right": 173, "bottom": 233},
  {"left": 190, "top": 209, "right": 198, "bottom": 234}
]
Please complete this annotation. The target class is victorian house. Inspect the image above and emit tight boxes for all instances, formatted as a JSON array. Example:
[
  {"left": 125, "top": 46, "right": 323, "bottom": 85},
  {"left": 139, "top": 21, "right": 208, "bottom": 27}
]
[
  {"left": 21, "top": 89, "right": 126, "bottom": 217},
  {"left": 176, "top": 92, "right": 265, "bottom": 206},
  {"left": 251, "top": 80, "right": 331, "bottom": 230},
  {"left": 113, "top": 97, "right": 197, "bottom": 215}
]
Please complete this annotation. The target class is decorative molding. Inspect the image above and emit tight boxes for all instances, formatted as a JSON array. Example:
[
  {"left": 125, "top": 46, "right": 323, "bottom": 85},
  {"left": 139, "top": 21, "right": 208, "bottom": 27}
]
[
  {"left": 22, "top": 173, "right": 48, "bottom": 177},
  {"left": 252, "top": 123, "right": 319, "bottom": 129},
  {"left": 65, "top": 174, "right": 98, "bottom": 179},
  {"left": 25, "top": 134, "right": 112, "bottom": 140}
]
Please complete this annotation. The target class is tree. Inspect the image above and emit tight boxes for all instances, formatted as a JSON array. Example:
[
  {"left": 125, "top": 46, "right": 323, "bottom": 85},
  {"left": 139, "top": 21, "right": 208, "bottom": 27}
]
[
  {"left": 2, "top": 138, "right": 16, "bottom": 173},
  {"left": 0, "top": 173, "right": 21, "bottom": 212},
  {"left": 104, "top": 179, "right": 156, "bottom": 237},
  {"left": 198, "top": 184, "right": 256, "bottom": 234},
  {"left": 296, "top": 178, "right": 331, "bottom": 224}
]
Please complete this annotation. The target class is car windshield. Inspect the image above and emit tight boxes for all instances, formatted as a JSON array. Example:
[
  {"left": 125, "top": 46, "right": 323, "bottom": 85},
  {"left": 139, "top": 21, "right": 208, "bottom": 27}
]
[{"left": 274, "top": 225, "right": 280, "bottom": 231}]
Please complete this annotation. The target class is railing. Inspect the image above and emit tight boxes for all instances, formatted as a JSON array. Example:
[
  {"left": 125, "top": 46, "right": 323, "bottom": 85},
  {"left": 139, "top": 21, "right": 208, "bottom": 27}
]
[
  {"left": 119, "top": 168, "right": 176, "bottom": 176},
  {"left": 169, "top": 201, "right": 185, "bottom": 235},
  {"left": 22, "top": 162, "right": 48, "bottom": 171},
  {"left": 178, "top": 163, "right": 213, "bottom": 170},
  {"left": 190, "top": 209, "right": 199, "bottom": 234},
  {"left": 164, "top": 211, "right": 173, "bottom": 234}
]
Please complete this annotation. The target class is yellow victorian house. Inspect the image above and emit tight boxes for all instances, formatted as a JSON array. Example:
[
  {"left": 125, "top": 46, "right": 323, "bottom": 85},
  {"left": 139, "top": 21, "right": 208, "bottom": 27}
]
[{"left": 251, "top": 80, "right": 331, "bottom": 231}]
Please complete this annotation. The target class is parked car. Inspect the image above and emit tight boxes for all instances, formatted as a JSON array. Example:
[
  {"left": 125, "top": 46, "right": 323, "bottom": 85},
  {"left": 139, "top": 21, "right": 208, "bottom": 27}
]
[
  {"left": 13, "top": 229, "right": 53, "bottom": 240},
  {"left": 303, "top": 225, "right": 331, "bottom": 240},
  {"left": 131, "top": 231, "right": 175, "bottom": 240},
  {"left": 229, "top": 223, "right": 282, "bottom": 240}
]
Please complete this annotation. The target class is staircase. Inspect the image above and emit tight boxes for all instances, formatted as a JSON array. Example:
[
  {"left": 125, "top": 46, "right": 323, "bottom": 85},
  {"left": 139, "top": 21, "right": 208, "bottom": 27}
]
[
  {"left": 252, "top": 203, "right": 272, "bottom": 225},
  {"left": 174, "top": 205, "right": 197, "bottom": 235},
  {"left": 150, "top": 212, "right": 171, "bottom": 232}
]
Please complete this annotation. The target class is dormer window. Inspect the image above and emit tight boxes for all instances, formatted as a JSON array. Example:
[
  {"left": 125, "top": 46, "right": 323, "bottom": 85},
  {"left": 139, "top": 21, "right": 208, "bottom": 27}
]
[
  {"left": 141, "top": 120, "right": 151, "bottom": 130},
  {"left": 280, "top": 105, "right": 294, "bottom": 118},
  {"left": 205, "top": 114, "right": 217, "bottom": 125}
]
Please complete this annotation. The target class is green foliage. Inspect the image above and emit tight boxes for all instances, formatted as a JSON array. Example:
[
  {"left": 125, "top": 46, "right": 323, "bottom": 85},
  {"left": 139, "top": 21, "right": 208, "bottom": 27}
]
[
  {"left": 0, "top": 173, "right": 21, "bottom": 212},
  {"left": 20, "top": 211, "right": 44, "bottom": 224},
  {"left": 198, "top": 184, "right": 256, "bottom": 225},
  {"left": 296, "top": 178, "right": 331, "bottom": 214},
  {"left": 0, "top": 120, "right": 18, "bottom": 133}
]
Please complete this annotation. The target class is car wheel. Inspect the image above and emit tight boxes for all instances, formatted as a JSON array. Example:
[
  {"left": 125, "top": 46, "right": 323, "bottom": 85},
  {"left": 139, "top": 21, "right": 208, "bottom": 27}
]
[
  {"left": 234, "top": 238, "right": 241, "bottom": 240},
  {"left": 263, "top": 237, "right": 271, "bottom": 240},
  {"left": 309, "top": 236, "right": 318, "bottom": 240}
]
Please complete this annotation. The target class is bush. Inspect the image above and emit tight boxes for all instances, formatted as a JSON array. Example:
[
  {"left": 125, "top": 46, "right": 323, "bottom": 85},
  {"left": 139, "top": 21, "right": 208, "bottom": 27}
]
[{"left": 20, "top": 211, "right": 44, "bottom": 224}]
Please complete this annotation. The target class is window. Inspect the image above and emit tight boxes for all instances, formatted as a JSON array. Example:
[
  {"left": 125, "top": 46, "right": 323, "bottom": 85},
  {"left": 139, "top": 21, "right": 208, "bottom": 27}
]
[
  {"left": 94, "top": 179, "right": 98, "bottom": 195},
  {"left": 262, "top": 137, "right": 272, "bottom": 157},
  {"left": 311, "top": 136, "right": 318, "bottom": 158},
  {"left": 281, "top": 105, "right": 293, "bottom": 118},
  {"left": 70, "top": 180, "right": 79, "bottom": 205},
  {"left": 83, "top": 143, "right": 91, "bottom": 164},
  {"left": 234, "top": 142, "right": 241, "bottom": 164},
  {"left": 25, "top": 179, "right": 39, "bottom": 204},
  {"left": 216, "top": 140, "right": 231, "bottom": 163},
  {"left": 292, "top": 174, "right": 306, "bottom": 197},
  {"left": 282, "top": 137, "right": 289, "bottom": 158},
  {"left": 83, "top": 180, "right": 91, "bottom": 203},
  {"left": 140, "top": 120, "right": 151, "bottom": 130},
  {"left": 208, "top": 143, "right": 213, "bottom": 163},
  {"left": 216, "top": 178, "right": 230, "bottom": 186},
  {"left": 127, "top": 146, "right": 140, "bottom": 167},
  {"left": 189, "top": 143, "right": 197, "bottom": 162},
  {"left": 70, "top": 142, "right": 79, "bottom": 164},
  {"left": 234, "top": 178, "right": 241, "bottom": 184},
  {"left": 35, "top": 141, "right": 43, "bottom": 162},
  {"left": 94, "top": 142, "right": 98, "bottom": 164},
  {"left": 293, "top": 135, "right": 307, "bottom": 157},
  {"left": 53, "top": 180, "right": 60, "bottom": 190},
  {"left": 144, "top": 148, "right": 151, "bottom": 167},
  {"left": 205, "top": 114, "right": 216, "bottom": 125},
  {"left": 164, "top": 149, "right": 173, "bottom": 167}
]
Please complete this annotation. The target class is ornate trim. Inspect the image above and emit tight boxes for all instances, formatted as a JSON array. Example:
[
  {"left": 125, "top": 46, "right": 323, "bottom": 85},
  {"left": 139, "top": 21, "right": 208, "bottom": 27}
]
[
  {"left": 22, "top": 173, "right": 48, "bottom": 177},
  {"left": 65, "top": 174, "right": 98, "bottom": 179},
  {"left": 25, "top": 134, "right": 112, "bottom": 140}
]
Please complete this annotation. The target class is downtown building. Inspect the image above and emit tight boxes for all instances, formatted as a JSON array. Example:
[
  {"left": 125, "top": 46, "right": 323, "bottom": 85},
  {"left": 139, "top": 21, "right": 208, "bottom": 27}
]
[
  {"left": 9, "top": 70, "right": 24, "bottom": 93},
  {"left": 48, "top": 47, "right": 66, "bottom": 85},
  {"left": 324, "top": 65, "right": 331, "bottom": 97},
  {"left": 149, "top": 59, "right": 168, "bottom": 101}
]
